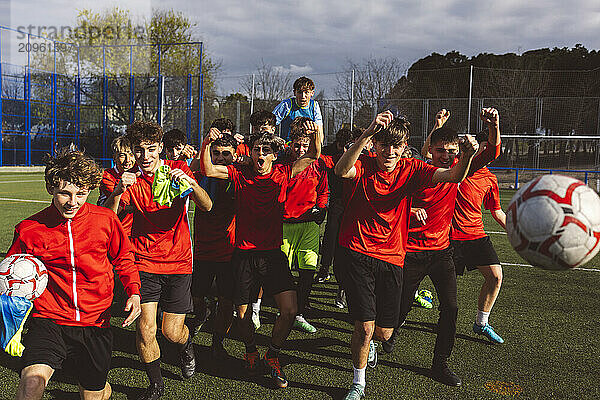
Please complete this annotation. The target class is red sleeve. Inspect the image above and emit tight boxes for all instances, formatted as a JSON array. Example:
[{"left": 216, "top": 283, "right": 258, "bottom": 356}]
[
  {"left": 468, "top": 141, "right": 501, "bottom": 174},
  {"left": 99, "top": 171, "right": 117, "bottom": 196},
  {"left": 412, "top": 159, "right": 438, "bottom": 190},
  {"left": 316, "top": 161, "right": 329, "bottom": 209},
  {"left": 107, "top": 214, "right": 140, "bottom": 297},
  {"left": 483, "top": 177, "right": 502, "bottom": 211},
  {"left": 236, "top": 143, "right": 249, "bottom": 156},
  {"left": 320, "top": 155, "right": 335, "bottom": 170},
  {"left": 226, "top": 164, "right": 241, "bottom": 191},
  {"left": 6, "top": 228, "right": 26, "bottom": 257}
]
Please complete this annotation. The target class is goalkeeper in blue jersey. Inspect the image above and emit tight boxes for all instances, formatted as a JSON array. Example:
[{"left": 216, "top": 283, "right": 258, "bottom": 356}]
[{"left": 273, "top": 76, "right": 323, "bottom": 141}]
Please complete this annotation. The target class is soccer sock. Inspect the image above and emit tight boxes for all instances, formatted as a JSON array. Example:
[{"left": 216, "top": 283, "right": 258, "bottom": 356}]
[
  {"left": 265, "top": 343, "right": 281, "bottom": 359},
  {"left": 297, "top": 269, "right": 315, "bottom": 315},
  {"left": 353, "top": 366, "right": 366, "bottom": 386},
  {"left": 476, "top": 310, "right": 490, "bottom": 326},
  {"left": 144, "top": 359, "right": 163, "bottom": 385},
  {"left": 212, "top": 332, "right": 225, "bottom": 347},
  {"left": 251, "top": 299, "right": 261, "bottom": 315}
]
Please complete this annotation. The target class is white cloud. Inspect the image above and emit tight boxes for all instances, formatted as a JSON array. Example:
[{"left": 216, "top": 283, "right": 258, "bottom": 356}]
[{"left": 273, "top": 64, "right": 314, "bottom": 75}]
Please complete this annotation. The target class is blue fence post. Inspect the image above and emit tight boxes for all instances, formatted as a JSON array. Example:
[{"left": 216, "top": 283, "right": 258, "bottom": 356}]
[
  {"left": 186, "top": 73, "right": 192, "bottom": 144},
  {"left": 102, "top": 74, "right": 107, "bottom": 161},
  {"left": 76, "top": 76, "right": 80, "bottom": 147},
  {"left": 584, "top": 172, "right": 588, "bottom": 185},
  {"left": 129, "top": 75, "right": 134, "bottom": 124},
  {"left": 198, "top": 74, "right": 203, "bottom": 144},
  {"left": 157, "top": 75, "right": 163, "bottom": 125},
  {"left": 514, "top": 168, "right": 519, "bottom": 190},
  {"left": 51, "top": 72, "right": 56, "bottom": 156}
]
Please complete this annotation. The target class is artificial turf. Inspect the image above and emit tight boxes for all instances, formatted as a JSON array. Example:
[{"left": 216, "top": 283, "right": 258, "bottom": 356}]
[{"left": 0, "top": 171, "right": 598, "bottom": 399}]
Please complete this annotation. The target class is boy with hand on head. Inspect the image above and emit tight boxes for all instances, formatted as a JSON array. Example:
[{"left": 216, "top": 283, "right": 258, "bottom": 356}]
[
  {"left": 386, "top": 108, "right": 501, "bottom": 387},
  {"left": 97, "top": 135, "right": 138, "bottom": 235},
  {"left": 334, "top": 111, "right": 479, "bottom": 400},
  {"left": 103, "top": 121, "right": 212, "bottom": 400},
  {"left": 191, "top": 133, "right": 238, "bottom": 357},
  {"left": 280, "top": 117, "right": 329, "bottom": 334},
  {"left": 163, "top": 128, "right": 197, "bottom": 162},
  {"left": 9, "top": 148, "right": 141, "bottom": 400},
  {"left": 273, "top": 76, "right": 323, "bottom": 140},
  {"left": 202, "top": 120, "right": 322, "bottom": 388}
]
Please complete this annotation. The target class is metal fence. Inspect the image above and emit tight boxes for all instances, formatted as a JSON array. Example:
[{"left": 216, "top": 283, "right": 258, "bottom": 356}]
[{"left": 0, "top": 26, "right": 203, "bottom": 166}]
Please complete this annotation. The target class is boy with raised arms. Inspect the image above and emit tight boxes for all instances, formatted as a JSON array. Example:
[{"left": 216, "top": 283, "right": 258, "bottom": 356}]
[
  {"left": 272, "top": 76, "right": 323, "bottom": 140},
  {"left": 9, "top": 148, "right": 141, "bottom": 400},
  {"left": 334, "top": 111, "right": 479, "bottom": 400},
  {"left": 202, "top": 120, "right": 322, "bottom": 388},
  {"left": 104, "top": 121, "right": 212, "bottom": 400}
]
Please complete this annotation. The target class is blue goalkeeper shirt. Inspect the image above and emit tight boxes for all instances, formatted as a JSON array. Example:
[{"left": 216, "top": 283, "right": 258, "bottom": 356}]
[{"left": 273, "top": 98, "right": 323, "bottom": 140}]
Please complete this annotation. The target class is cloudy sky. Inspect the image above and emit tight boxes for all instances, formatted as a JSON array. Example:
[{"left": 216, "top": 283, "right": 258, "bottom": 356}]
[{"left": 4, "top": 0, "right": 600, "bottom": 95}]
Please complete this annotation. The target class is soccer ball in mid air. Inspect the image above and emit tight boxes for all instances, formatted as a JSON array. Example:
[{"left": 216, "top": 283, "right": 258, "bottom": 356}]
[
  {"left": 0, "top": 254, "right": 48, "bottom": 300},
  {"left": 506, "top": 175, "right": 600, "bottom": 270}
]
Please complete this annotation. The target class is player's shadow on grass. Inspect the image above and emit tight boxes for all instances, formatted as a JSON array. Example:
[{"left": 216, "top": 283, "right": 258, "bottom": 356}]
[{"left": 401, "top": 320, "right": 492, "bottom": 345}]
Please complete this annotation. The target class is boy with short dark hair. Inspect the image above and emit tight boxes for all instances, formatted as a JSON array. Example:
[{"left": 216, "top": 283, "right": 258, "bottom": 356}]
[
  {"left": 202, "top": 120, "right": 322, "bottom": 388},
  {"left": 273, "top": 76, "right": 323, "bottom": 140},
  {"left": 334, "top": 111, "right": 479, "bottom": 400},
  {"left": 280, "top": 117, "right": 329, "bottom": 334},
  {"left": 9, "top": 147, "right": 141, "bottom": 400},
  {"left": 191, "top": 133, "right": 238, "bottom": 357},
  {"left": 163, "top": 128, "right": 197, "bottom": 162},
  {"left": 104, "top": 120, "right": 212, "bottom": 399}
]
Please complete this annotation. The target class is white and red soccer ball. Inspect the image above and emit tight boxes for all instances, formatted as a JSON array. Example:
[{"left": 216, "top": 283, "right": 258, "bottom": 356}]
[
  {"left": 506, "top": 175, "right": 600, "bottom": 270},
  {"left": 0, "top": 254, "right": 48, "bottom": 300}
]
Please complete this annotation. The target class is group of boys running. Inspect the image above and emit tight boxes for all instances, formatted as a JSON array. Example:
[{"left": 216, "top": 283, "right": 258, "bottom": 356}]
[{"left": 7, "top": 76, "right": 507, "bottom": 400}]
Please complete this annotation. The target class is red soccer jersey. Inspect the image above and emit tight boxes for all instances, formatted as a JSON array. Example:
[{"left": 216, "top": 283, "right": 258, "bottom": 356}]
[
  {"left": 236, "top": 143, "right": 250, "bottom": 156},
  {"left": 7, "top": 202, "right": 140, "bottom": 328},
  {"left": 119, "top": 159, "right": 194, "bottom": 274},
  {"left": 451, "top": 167, "right": 502, "bottom": 241},
  {"left": 227, "top": 163, "right": 290, "bottom": 250},
  {"left": 339, "top": 155, "right": 438, "bottom": 266},
  {"left": 193, "top": 174, "right": 236, "bottom": 262},
  {"left": 406, "top": 141, "right": 501, "bottom": 251},
  {"left": 283, "top": 157, "right": 329, "bottom": 222},
  {"left": 98, "top": 167, "right": 134, "bottom": 235}
]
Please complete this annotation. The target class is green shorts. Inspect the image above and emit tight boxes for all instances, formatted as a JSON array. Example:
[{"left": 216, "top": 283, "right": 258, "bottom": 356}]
[{"left": 281, "top": 221, "right": 320, "bottom": 271}]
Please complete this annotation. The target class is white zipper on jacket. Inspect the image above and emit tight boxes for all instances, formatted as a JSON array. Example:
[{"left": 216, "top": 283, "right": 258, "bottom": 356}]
[{"left": 67, "top": 219, "right": 80, "bottom": 321}]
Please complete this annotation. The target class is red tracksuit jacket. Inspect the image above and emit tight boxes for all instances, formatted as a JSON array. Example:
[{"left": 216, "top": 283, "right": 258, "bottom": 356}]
[{"left": 7, "top": 202, "right": 141, "bottom": 328}]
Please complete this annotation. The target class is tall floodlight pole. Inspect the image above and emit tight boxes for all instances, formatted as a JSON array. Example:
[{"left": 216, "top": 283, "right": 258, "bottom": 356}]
[
  {"left": 467, "top": 65, "right": 474, "bottom": 133},
  {"left": 250, "top": 73, "right": 255, "bottom": 133},
  {"left": 350, "top": 69, "right": 355, "bottom": 128}
]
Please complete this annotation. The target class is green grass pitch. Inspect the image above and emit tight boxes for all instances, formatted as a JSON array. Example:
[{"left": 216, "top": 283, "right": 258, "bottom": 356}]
[{"left": 0, "top": 171, "right": 599, "bottom": 399}]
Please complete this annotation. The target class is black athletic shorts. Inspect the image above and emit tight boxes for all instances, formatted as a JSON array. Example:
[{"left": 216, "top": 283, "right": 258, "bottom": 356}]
[
  {"left": 192, "top": 260, "right": 234, "bottom": 300},
  {"left": 231, "top": 248, "right": 295, "bottom": 306},
  {"left": 452, "top": 236, "right": 500, "bottom": 276},
  {"left": 139, "top": 272, "right": 193, "bottom": 314},
  {"left": 22, "top": 317, "right": 113, "bottom": 391},
  {"left": 337, "top": 247, "right": 403, "bottom": 328}
]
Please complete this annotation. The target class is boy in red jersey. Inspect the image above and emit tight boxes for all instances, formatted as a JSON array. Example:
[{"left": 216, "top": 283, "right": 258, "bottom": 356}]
[
  {"left": 202, "top": 120, "right": 322, "bottom": 388},
  {"left": 334, "top": 111, "right": 479, "bottom": 400},
  {"left": 191, "top": 133, "right": 238, "bottom": 357},
  {"left": 280, "top": 117, "right": 329, "bottom": 334},
  {"left": 97, "top": 136, "right": 138, "bottom": 235},
  {"left": 8, "top": 148, "right": 141, "bottom": 400},
  {"left": 386, "top": 109, "right": 501, "bottom": 387},
  {"left": 104, "top": 121, "right": 212, "bottom": 399},
  {"left": 451, "top": 130, "right": 507, "bottom": 344}
]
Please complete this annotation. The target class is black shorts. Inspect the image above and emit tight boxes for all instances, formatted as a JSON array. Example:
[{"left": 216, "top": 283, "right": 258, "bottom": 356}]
[
  {"left": 337, "top": 247, "right": 403, "bottom": 328},
  {"left": 22, "top": 317, "right": 113, "bottom": 391},
  {"left": 452, "top": 236, "right": 500, "bottom": 276},
  {"left": 231, "top": 248, "right": 296, "bottom": 306},
  {"left": 192, "top": 260, "right": 234, "bottom": 300},
  {"left": 139, "top": 272, "right": 193, "bottom": 314}
]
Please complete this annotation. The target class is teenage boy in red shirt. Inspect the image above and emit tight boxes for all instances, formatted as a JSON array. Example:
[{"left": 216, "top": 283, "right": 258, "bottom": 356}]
[
  {"left": 97, "top": 135, "right": 138, "bottom": 235},
  {"left": 202, "top": 120, "right": 322, "bottom": 389},
  {"left": 192, "top": 133, "right": 238, "bottom": 357},
  {"left": 104, "top": 121, "right": 212, "bottom": 400},
  {"left": 334, "top": 111, "right": 479, "bottom": 400},
  {"left": 386, "top": 109, "right": 501, "bottom": 387},
  {"left": 451, "top": 130, "right": 507, "bottom": 344},
  {"left": 8, "top": 148, "right": 141, "bottom": 400},
  {"left": 280, "top": 117, "right": 329, "bottom": 334}
]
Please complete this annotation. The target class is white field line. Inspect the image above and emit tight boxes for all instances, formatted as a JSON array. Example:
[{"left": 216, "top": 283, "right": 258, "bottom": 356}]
[
  {"left": 0, "top": 197, "right": 47, "bottom": 203},
  {"left": 0, "top": 180, "right": 44, "bottom": 183}
]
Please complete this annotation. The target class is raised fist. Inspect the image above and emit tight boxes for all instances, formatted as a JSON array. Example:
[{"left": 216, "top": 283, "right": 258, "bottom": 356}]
[
  {"left": 435, "top": 109, "right": 450, "bottom": 127},
  {"left": 480, "top": 107, "right": 499, "bottom": 127},
  {"left": 459, "top": 134, "right": 479, "bottom": 157}
]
